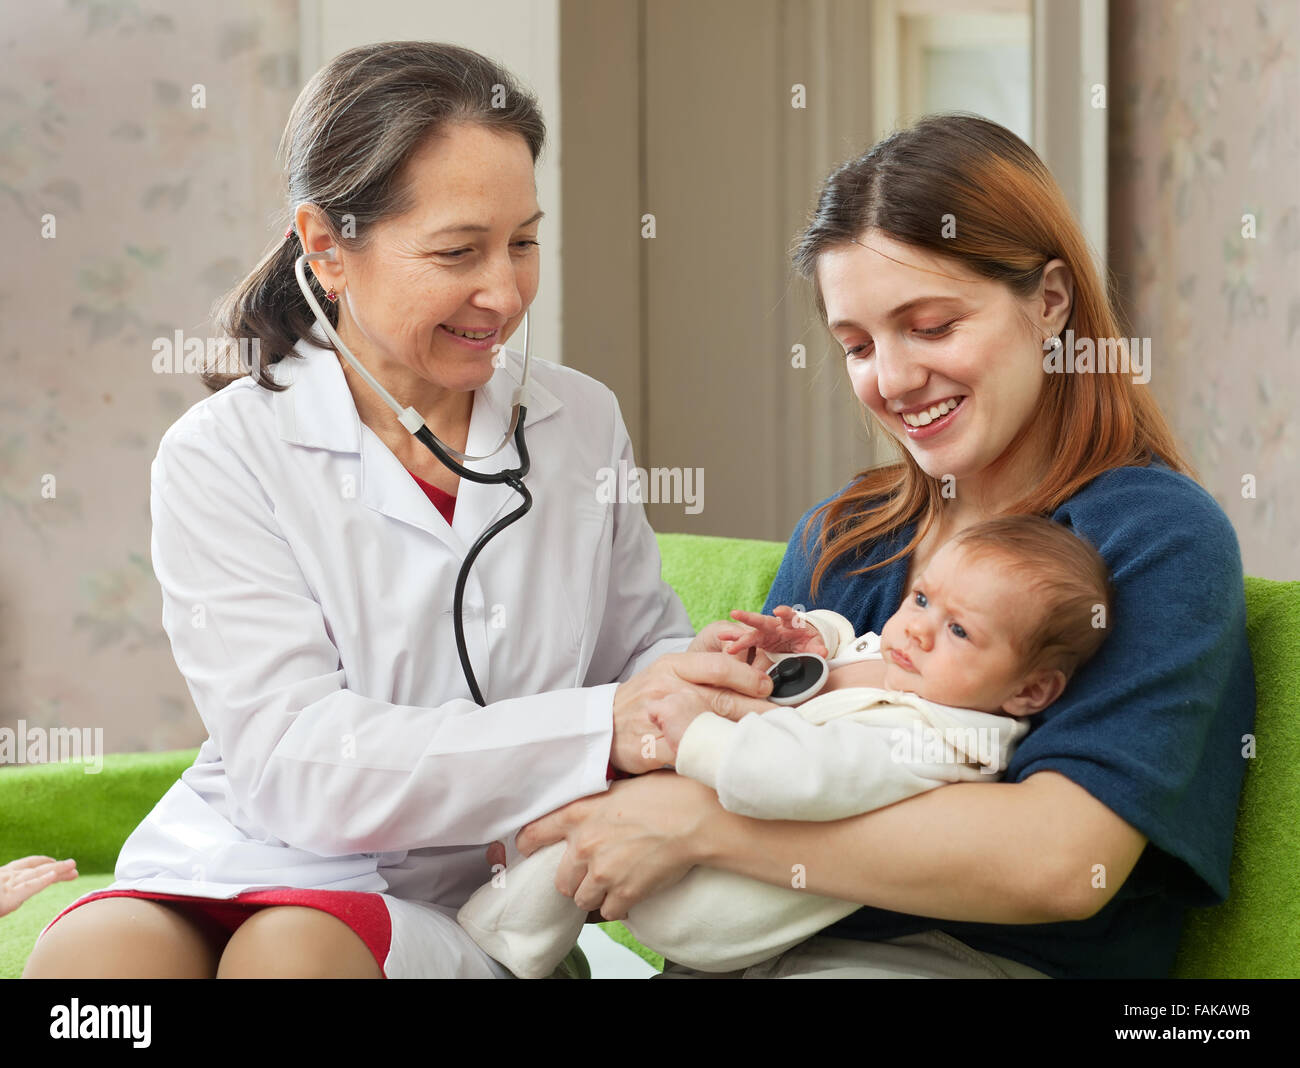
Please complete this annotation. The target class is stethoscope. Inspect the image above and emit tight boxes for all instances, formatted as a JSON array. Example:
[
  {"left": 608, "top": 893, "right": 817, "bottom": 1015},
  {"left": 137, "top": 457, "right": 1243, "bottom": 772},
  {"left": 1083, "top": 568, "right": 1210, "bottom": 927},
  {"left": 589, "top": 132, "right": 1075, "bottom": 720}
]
[{"left": 295, "top": 247, "right": 533, "bottom": 706}]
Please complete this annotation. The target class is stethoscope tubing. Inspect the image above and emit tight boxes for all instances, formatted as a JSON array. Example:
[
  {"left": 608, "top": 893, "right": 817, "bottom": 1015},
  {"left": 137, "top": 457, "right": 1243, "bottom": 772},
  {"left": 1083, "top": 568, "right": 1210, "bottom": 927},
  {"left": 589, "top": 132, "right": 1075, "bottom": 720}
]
[{"left": 434, "top": 416, "right": 532, "bottom": 706}]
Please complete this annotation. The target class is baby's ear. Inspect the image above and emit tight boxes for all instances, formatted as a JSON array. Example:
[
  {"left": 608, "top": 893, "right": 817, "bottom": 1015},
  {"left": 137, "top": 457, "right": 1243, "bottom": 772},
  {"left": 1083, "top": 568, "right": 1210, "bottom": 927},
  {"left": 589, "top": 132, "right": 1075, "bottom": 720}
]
[{"left": 1002, "top": 668, "right": 1067, "bottom": 717}]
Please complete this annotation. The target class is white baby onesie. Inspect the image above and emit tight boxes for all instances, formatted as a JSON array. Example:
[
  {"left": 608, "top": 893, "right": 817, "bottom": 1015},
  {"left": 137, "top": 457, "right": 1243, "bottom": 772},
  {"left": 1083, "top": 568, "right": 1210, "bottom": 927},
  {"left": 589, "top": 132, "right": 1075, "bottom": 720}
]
[{"left": 456, "top": 610, "right": 1030, "bottom": 977}]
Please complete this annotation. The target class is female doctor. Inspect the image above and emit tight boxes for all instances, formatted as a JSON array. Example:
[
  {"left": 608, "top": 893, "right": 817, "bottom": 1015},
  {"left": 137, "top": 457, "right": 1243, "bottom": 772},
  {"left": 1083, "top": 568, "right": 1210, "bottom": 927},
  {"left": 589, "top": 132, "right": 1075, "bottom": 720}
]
[{"left": 23, "top": 41, "right": 775, "bottom": 980}]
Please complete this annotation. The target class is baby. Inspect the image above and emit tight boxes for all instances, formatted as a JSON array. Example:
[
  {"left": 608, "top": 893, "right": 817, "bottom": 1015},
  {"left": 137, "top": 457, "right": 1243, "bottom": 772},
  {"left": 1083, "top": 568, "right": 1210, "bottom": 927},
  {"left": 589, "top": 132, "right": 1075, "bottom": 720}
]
[{"left": 458, "top": 515, "right": 1112, "bottom": 976}]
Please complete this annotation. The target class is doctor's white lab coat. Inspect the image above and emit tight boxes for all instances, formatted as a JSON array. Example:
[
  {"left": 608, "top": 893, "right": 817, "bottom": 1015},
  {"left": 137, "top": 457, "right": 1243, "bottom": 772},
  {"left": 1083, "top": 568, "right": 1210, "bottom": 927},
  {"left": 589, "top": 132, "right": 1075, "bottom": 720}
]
[{"left": 99, "top": 336, "right": 695, "bottom": 910}]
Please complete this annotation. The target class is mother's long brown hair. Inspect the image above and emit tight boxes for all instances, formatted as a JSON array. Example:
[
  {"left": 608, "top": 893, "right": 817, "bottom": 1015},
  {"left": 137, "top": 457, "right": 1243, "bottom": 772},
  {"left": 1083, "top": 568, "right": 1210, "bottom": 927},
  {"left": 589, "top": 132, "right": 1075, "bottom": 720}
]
[{"left": 791, "top": 114, "right": 1192, "bottom": 598}]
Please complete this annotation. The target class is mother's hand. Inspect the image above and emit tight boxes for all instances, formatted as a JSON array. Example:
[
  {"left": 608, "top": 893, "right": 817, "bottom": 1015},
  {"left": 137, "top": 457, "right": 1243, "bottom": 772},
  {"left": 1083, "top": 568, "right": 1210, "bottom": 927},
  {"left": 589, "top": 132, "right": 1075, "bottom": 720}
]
[
  {"left": 515, "top": 770, "right": 721, "bottom": 920},
  {"left": 609, "top": 651, "right": 775, "bottom": 774}
]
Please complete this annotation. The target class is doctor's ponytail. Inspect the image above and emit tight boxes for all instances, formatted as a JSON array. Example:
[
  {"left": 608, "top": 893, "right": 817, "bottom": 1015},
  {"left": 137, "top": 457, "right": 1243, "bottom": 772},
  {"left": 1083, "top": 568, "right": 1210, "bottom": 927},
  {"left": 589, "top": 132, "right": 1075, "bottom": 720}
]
[{"left": 205, "top": 41, "right": 546, "bottom": 393}]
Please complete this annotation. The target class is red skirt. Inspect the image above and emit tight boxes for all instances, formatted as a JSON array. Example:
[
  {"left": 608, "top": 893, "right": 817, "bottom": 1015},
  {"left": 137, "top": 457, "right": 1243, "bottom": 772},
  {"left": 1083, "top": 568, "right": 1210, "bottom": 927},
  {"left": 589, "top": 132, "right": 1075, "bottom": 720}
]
[{"left": 44, "top": 887, "right": 393, "bottom": 977}]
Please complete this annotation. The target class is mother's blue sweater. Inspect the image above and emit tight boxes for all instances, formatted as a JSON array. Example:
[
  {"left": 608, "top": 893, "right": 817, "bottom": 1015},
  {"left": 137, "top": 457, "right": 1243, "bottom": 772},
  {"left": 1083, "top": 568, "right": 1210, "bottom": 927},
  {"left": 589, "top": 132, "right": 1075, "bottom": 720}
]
[{"left": 762, "top": 461, "right": 1255, "bottom": 978}]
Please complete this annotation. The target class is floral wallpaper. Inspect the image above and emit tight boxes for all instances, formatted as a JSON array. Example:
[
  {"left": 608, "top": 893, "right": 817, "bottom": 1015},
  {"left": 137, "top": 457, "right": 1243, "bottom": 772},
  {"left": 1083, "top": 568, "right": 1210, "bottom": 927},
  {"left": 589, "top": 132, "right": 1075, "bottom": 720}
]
[
  {"left": 1109, "top": 0, "right": 1298, "bottom": 581},
  {"left": 0, "top": 0, "right": 300, "bottom": 754}
]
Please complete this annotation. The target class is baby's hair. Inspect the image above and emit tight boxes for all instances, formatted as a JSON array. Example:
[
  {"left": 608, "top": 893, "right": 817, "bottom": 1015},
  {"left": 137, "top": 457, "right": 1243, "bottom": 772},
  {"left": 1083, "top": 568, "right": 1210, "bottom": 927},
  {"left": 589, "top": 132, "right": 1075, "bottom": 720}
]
[{"left": 948, "top": 515, "right": 1113, "bottom": 679}]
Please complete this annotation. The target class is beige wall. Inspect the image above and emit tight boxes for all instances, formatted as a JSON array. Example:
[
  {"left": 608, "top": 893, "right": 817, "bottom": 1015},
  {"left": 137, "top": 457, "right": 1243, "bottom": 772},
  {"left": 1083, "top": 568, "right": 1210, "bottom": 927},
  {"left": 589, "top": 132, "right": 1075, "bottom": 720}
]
[{"left": 561, "top": 0, "right": 883, "bottom": 542}]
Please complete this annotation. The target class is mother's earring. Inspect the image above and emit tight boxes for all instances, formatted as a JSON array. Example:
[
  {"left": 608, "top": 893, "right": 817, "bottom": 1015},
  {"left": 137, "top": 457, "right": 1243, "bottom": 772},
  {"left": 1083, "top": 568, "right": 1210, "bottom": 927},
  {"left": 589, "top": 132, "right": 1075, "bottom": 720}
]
[{"left": 326, "top": 287, "right": 338, "bottom": 303}]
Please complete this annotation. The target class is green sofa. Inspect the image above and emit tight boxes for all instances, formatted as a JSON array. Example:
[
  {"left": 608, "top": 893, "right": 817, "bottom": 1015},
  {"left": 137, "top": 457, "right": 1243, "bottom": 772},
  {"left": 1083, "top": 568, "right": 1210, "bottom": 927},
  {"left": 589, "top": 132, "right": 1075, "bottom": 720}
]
[{"left": 2, "top": 533, "right": 1297, "bottom": 978}]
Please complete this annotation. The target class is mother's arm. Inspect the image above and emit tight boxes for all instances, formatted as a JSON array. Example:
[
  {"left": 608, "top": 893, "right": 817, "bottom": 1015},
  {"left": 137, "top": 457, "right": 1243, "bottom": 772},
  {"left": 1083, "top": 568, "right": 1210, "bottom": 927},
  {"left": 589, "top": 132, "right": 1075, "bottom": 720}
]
[
  {"left": 517, "top": 767, "right": 1146, "bottom": 923},
  {"left": 696, "top": 770, "right": 1145, "bottom": 923},
  {"left": 528, "top": 467, "right": 1251, "bottom": 931}
]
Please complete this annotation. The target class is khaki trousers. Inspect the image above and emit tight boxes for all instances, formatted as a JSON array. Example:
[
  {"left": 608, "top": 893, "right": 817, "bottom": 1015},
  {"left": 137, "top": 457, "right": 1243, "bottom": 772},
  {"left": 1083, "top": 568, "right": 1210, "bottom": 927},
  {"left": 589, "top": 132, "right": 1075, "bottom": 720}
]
[{"left": 656, "top": 929, "right": 1052, "bottom": 979}]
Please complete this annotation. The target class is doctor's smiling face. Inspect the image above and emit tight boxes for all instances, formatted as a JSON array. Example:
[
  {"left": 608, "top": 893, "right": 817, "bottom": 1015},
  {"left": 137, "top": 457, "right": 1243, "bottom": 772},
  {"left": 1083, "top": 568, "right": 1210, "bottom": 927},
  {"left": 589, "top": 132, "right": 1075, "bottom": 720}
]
[
  {"left": 297, "top": 121, "right": 541, "bottom": 401},
  {"left": 817, "top": 230, "right": 1072, "bottom": 505}
]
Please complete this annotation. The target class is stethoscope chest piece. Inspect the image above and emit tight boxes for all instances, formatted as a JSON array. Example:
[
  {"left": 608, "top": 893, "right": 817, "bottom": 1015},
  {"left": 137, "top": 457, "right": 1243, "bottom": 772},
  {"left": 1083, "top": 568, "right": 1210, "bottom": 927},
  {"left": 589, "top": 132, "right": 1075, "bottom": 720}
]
[{"left": 766, "top": 654, "right": 830, "bottom": 706}]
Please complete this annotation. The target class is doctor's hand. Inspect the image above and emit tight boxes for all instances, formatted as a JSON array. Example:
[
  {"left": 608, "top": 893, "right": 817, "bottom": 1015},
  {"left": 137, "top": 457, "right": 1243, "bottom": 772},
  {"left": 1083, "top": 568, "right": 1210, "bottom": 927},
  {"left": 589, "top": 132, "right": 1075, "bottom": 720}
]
[
  {"left": 516, "top": 770, "right": 719, "bottom": 920},
  {"left": 610, "top": 651, "right": 776, "bottom": 774}
]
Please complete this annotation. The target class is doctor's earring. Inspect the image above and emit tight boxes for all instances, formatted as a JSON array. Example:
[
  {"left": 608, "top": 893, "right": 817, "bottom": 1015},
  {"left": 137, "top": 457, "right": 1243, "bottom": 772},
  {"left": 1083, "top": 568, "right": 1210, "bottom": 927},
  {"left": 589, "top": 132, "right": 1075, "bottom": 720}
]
[{"left": 325, "top": 287, "right": 338, "bottom": 303}]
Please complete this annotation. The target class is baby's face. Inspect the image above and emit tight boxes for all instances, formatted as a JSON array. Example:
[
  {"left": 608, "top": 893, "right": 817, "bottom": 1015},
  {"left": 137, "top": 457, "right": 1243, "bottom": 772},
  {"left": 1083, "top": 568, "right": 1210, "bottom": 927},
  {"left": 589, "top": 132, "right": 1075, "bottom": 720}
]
[{"left": 878, "top": 541, "right": 1036, "bottom": 715}]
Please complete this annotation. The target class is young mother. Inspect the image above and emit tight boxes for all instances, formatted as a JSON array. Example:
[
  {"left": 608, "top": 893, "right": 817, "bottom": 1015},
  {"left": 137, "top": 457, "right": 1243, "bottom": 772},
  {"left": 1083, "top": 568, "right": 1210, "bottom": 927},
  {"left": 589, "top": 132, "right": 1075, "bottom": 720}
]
[{"left": 520, "top": 115, "right": 1255, "bottom": 979}]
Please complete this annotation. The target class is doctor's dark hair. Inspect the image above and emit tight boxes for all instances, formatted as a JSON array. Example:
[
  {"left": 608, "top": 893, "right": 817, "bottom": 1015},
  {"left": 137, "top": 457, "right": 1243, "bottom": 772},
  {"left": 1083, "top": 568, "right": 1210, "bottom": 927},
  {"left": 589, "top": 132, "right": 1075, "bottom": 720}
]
[
  {"left": 205, "top": 41, "right": 546, "bottom": 392},
  {"left": 789, "top": 113, "right": 1193, "bottom": 597}
]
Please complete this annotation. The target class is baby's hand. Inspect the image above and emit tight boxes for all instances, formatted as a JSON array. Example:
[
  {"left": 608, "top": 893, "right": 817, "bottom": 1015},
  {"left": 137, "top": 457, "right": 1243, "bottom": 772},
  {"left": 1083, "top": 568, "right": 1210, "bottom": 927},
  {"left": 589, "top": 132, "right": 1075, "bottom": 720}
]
[
  {"left": 688, "top": 619, "right": 758, "bottom": 660},
  {"left": 649, "top": 693, "right": 707, "bottom": 755},
  {"left": 725, "top": 605, "right": 829, "bottom": 660},
  {"left": 0, "top": 856, "right": 77, "bottom": 917}
]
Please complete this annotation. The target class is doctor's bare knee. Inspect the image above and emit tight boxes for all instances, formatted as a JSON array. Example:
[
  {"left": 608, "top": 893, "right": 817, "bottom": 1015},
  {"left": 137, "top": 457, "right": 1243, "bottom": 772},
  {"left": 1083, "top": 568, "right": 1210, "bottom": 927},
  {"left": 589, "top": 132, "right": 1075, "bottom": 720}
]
[
  {"left": 22, "top": 897, "right": 222, "bottom": 979},
  {"left": 215, "top": 905, "right": 383, "bottom": 979}
]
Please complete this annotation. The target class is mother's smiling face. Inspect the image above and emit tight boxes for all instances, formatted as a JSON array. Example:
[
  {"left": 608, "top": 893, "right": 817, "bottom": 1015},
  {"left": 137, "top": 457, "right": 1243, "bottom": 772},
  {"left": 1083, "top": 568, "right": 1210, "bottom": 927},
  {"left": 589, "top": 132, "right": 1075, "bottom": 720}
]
[{"left": 818, "top": 230, "right": 1072, "bottom": 487}]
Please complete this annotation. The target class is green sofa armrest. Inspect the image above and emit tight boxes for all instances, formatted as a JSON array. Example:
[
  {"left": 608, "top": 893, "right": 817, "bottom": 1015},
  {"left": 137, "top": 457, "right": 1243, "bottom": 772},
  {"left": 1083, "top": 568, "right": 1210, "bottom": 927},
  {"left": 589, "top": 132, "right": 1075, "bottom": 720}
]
[
  {"left": 0, "top": 749, "right": 199, "bottom": 872},
  {"left": 0, "top": 749, "right": 200, "bottom": 977},
  {"left": 1171, "top": 576, "right": 1300, "bottom": 978}
]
